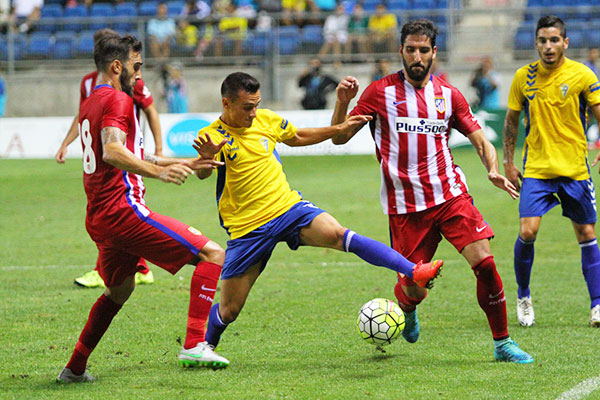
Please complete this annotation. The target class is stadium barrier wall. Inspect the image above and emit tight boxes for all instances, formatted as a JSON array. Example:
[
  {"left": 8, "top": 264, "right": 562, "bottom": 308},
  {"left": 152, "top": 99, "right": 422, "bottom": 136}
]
[{"left": 0, "top": 109, "right": 526, "bottom": 159}]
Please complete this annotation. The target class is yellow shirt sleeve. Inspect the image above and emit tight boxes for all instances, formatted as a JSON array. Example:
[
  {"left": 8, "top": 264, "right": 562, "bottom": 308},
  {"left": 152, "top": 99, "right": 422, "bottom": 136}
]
[
  {"left": 583, "top": 67, "right": 600, "bottom": 106},
  {"left": 507, "top": 67, "right": 526, "bottom": 112},
  {"left": 262, "top": 109, "right": 298, "bottom": 142}
]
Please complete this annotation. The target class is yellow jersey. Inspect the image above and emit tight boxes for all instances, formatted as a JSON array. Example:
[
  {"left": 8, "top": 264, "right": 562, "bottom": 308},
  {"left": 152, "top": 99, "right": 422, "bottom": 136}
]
[
  {"left": 199, "top": 109, "right": 302, "bottom": 239},
  {"left": 507, "top": 57, "right": 600, "bottom": 180}
]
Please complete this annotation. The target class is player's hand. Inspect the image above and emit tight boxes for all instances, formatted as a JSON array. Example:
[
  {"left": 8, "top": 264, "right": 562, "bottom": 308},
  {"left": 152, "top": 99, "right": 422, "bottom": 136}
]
[
  {"left": 488, "top": 172, "right": 520, "bottom": 200},
  {"left": 158, "top": 164, "right": 193, "bottom": 185},
  {"left": 193, "top": 134, "right": 227, "bottom": 160},
  {"left": 341, "top": 114, "right": 372, "bottom": 131},
  {"left": 592, "top": 151, "right": 600, "bottom": 173},
  {"left": 503, "top": 162, "right": 522, "bottom": 192},
  {"left": 336, "top": 76, "right": 360, "bottom": 103},
  {"left": 55, "top": 145, "right": 67, "bottom": 164},
  {"left": 183, "top": 158, "right": 224, "bottom": 172}
]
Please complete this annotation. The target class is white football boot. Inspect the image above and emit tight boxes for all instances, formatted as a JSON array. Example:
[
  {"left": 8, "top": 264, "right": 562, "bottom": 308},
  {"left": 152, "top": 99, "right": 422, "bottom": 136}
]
[
  {"left": 56, "top": 367, "right": 95, "bottom": 383},
  {"left": 178, "top": 341, "right": 229, "bottom": 369},
  {"left": 516, "top": 296, "right": 535, "bottom": 327},
  {"left": 590, "top": 305, "right": 600, "bottom": 327}
]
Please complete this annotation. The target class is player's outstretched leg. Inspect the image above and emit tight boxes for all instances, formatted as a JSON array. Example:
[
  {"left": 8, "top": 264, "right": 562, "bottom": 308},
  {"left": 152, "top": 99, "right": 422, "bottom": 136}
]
[
  {"left": 178, "top": 342, "right": 229, "bottom": 369},
  {"left": 394, "top": 278, "right": 426, "bottom": 343},
  {"left": 493, "top": 339, "right": 534, "bottom": 364},
  {"left": 580, "top": 239, "right": 600, "bottom": 327},
  {"left": 204, "top": 303, "right": 229, "bottom": 348},
  {"left": 514, "top": 236, "right": 535, "bottom": 326},
  {"left": 74, "top": 269, "right": 106, "bottom": 288},
  {"left": 342, "top": 230, "right": 443, "bottom": 288}
]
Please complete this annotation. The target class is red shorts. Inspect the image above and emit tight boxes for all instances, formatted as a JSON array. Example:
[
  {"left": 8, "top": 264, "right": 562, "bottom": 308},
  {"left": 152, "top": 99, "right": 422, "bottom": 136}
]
[
  {"left": 389, "top": 193, "right": 494, "bottom": 264},
  {"left": 94, "top": 211, "right": 210, "bottom": 287}
]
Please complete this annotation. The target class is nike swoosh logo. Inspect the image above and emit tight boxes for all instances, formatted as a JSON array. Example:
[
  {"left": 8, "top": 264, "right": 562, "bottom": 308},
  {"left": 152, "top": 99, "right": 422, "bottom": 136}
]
[
  {"left": 476, "top": 226, "right": 486, "bottom": 232},
  {"left": 489, "top": 290, "right": 504, "bottom": 299},
  {"left": 393, "top": 100, "right": 407, "bottom": 106},
  {"left": 201, "top": 285, "right": 217, "bottom": 292}
]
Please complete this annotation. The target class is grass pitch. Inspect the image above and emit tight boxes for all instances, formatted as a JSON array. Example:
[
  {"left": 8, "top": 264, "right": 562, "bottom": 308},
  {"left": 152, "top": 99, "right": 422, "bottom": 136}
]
[{"left": 1, "top": 150, "right": 600, "bottom": 399}]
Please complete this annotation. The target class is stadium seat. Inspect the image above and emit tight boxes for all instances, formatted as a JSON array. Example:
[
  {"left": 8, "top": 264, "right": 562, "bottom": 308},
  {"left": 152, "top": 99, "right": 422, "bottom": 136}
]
[
  {"left": 362, "top": 0, "right": 379, "bottom": 12},
  {"left": 514, "top": 29, "right": 532, "bottom": 50},
  {"left": 53, "top": 31, "right": 75, "bottom": 59},
  {"left": 166, "top": 1, "right": 186, "bottom": 16},
  {"left": 76, "top": 30, "right": 96, "bottom": 55},
  {"left": 39, "top": 4, "right": 63, "bottom": 33},
  {"left": 437, "top": 0, "right": 448, "bottom": 8},
  {"left": 63, "top": 5, "right": 89, "bottom": 33},
  {"left": 388, "top": 0, "right": 409, "bottom": 10},
  {"left": 114, "top": 2, "right": 138, "bottom": 32},
  {"left": 300, "top": 24, "right": 323, "bottom": 52},
  {"left": 89, "top": 3, "right": 115, "bottom": 30},
  {"left": 276, "top": 26, "right": 299, "bottom": 55},
  {"left": 567, "top": 29, "right": 585, "bottom": 48},
  {"left": 588, "top": 26, "right": 600, "bottom": 47},
  {"left": 243, "top": 30, "right": 271, "bottom": 55},
  {"left": 410, "top": 0, "right": 436, "bottom": 9},
  {"left": 25, "top": 32, "right": 53, "bottom": 58},
  {"left": 138, "top": 2, "right": 159, "bottom": 16}
]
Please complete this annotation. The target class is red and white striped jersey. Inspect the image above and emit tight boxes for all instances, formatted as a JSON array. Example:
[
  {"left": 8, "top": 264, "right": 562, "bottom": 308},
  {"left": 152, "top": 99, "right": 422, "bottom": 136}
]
[
  {"left": 79, "top": 85, "right": 148, "bottom": 241},
  {"left": 350, "top": 71, "right": 481, "bottom": 214}
]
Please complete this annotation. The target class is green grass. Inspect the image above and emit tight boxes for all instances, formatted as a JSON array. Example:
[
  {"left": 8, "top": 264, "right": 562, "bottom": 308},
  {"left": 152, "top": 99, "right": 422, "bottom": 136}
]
[{"left": 2, "top": 151, "right": 600, "bottom": 399}]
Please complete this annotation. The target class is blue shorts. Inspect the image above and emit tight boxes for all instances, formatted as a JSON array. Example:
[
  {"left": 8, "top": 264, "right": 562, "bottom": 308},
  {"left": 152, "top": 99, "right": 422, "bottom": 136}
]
[
  {"left": 221, "top": 201, "right": 326, "bottom": 280},
  {"left": 519, "top": 177, "right": 597, "bottom": 224}
]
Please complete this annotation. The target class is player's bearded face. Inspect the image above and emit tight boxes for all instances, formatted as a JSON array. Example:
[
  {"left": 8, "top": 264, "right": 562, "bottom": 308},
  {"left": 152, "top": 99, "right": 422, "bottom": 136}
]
[
  {"left": 119, "top": 66, "right": 135, "bottom": 98},
  {"left": 536, "top": 27, "right": 567, "bottom": 67},
  {"left": 401, "top": 35, "right": 435, "bottom": 82},
  {"left": 402, "top": 56, "right": 433, "bottom": 82}
]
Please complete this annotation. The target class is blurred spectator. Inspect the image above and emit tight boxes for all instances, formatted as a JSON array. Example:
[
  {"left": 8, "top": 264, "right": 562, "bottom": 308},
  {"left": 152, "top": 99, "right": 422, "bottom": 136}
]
[
  {"left": 371, "top": 57, "right": 390, "bottom": 82},
  {"left": 11, "top": 0, "right": 43, "bottom": 33},
  {"left": 257, "top": 0, "right": 282, "bottom": 12},
  {"left": 177, "top": 19, "right": 198, "bottom": 50},
  {"left": 180, "top": 0, "right": 211, "bottom": 19},
  {"left": 314, "top": 0, "right": 335, "bottom": 11},
  {"left": 584, "top": 48, "right": 600, "bottom": 77},
  {"left": 193, "top": 22, "right": 215, "bottom": 60},
  {"left": 470, "top": 56, "right": 500, "bottom": 109},
  {"left": 212, "top": 0, "right": 232, "bottom": 15},
  {"left": 162, "top": 63, "right": 189, "bottom": 113},
  {"left": 255, "top": 10, "right": 273, "bottom": 32},
  {"left": 0, "top": 0, "right": 10, "bottom": 34},
  {"left": 431, "top": 58, "right": 448, "bottom": 82},
  {"left": 0, "top": 68, "right": 5, "bottom": 117},
  {"left": 345, "top": 3, "right": 369, "bottom": 55},
  {"left": 281, "top": 0, "right": 305, "bottom": 26},
  {"left": 235, "top": 0, "right": 257, "bottom": 19},
  {"left": 297, "top": 58, "right": 338, "bottom": 110},
  {"left": 215, "top": 4, "right": 248, "bottom": 57},
  {"left": 147, "top": 2, "right": 177, "bottom": 60},
  {"left": 319, "top": 4, "right": 349, "bottom": 62},
  {"left": 368, "top": 3, "right": 397, "bottom": 53}
]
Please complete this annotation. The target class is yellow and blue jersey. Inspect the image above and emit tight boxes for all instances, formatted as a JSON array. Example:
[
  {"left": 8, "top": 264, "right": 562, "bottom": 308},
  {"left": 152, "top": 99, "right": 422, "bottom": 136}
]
[
  {"left": 507, "top": 57, "right": 600, "bottom": 180},
  {"left": 199, "top": 109, "right": 301, "bottom": 239}
]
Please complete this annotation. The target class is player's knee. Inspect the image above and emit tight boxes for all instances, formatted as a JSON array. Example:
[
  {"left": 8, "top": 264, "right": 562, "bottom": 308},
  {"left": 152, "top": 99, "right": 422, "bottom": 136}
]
[
  {"left": 203, "top": 241, "right": 226, "bottom": 266},
  {"left": 219, "top": 303, "right": 241, "bottom": 324},
  {"left": 519, "top": 228, "right": 538, "bottom": 242}
]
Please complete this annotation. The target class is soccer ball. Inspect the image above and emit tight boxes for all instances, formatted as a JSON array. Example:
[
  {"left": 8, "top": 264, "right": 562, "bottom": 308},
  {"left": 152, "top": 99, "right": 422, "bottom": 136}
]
[{"left": 357, "top": 298, "right": 405, "bottom": 346}]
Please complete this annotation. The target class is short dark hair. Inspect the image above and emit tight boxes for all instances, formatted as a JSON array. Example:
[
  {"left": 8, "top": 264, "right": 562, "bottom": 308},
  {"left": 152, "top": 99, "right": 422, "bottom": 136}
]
[
  {"left": 221, "top": 72, "right": 260, "bottom": 100},
  {"left": 93, "top": 28, "right": 119, "bottom": 47},
  {"left": 536, "top": 15, "right": 566, "bottom": 38},
  {"left": 401, "top": 19, "right": 437, "bottom": 48},
  {"left": 94, "top": 34, "right": 142, "bottom": 73}
]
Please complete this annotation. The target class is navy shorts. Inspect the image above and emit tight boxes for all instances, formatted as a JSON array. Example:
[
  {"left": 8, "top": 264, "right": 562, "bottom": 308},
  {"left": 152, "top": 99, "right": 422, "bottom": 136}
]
[
  {"left": 519, "top": 177, "right": 597, "bottom": 224},
  {"left": 221, "top": 201, "right": 326, "bottom": 280}
]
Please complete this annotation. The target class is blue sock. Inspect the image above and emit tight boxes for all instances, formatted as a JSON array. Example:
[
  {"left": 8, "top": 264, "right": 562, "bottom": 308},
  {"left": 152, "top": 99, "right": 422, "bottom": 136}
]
[
  {"left": 205, "top": 303, "right": 228, "bottom": 347},
  {"left": 343, "top": 230, "right": 415, "bottom": 277},
  {"left": 580, "top": 239, "right": 600, "bottom": 308},
  {"left": 514, "top": 236, "right": 535, "bottom": 298}
]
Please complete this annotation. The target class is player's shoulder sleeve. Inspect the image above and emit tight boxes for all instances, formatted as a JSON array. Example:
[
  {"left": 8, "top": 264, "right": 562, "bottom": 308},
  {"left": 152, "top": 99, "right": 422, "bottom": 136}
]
[
  {"left": 101, "top": 91, "right": 134, "bottom": 132},
  {"left": 451, "top": 85, "right": 481, "bottom": 135},
  {"left": 507, "top": 65, "right": 528, "bottom": 111},
  {"left": 349, "top": 80, "right": 379, "bottom": 117},
  {"left": 133, "top": 79, "right": 154, "bottom": 109},
  {"left": 261, "top": 109, "right": 297, "bottom": 142},
  {"left": 579, "top": 62, "right": 600, "bottom": 106}
]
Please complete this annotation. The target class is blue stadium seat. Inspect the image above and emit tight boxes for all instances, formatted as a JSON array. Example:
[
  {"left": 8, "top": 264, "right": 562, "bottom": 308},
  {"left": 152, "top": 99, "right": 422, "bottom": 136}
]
[
  {"left": 26, "top": 32, "right": 53, "bottom": 58},
  {"left": 114, "top": 2, "right": 138, "bottom": 32},
  {"left": 410, "top": 0, "right": 436, "bottom": 9},
  {"left": 89, "top": 3, "right": 114, "bottom": 30},
  {"left": 39, "top": 4, "right": 63, "bottom": 33},
  {"left": 362, "top": 0, "right": 380, "bottom": 12},
  {"left": 63, "top": 5, "right": 89, "bottom": 33},
  {"left": 588, "top": 28, "right": 600, "bottom": 48},
  {"left": 514, "top": 29, "right": 532, "bottom": 50},
  {"left": 437, "top": 0, "right": 448, "bottom": 7},
  {"left": 53, "top": 31, "right": 75, "bottom": 59},
  {"left": 138, "top": 2, "right": 159, "bottom": 16},
  {"left": 568, "top": 29, "right": 585, "bottom": 48},
  {"left": 76, "top": 30, "right": 96, "bottom": 55},
  {"left": 166, "top": 0, "right": 186, "bottom": 15},
  {"left": 243, "top": 31, "right": 271, "bottom": 55},
  {"left": 436, "top": 32, "right": 446, "bottom": 52},
  {"left": 276, "top": 26, "right": 299, "bottom": 55},
  {"left": 300, "top": 24, "right": 323, "bottom": 51},
  {"left": 388, "top": 0, "right": 409, "bottom": 10}
]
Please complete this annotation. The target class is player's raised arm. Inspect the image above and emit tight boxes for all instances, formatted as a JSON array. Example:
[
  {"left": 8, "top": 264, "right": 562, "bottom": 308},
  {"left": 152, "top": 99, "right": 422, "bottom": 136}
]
[
  {"left": 502, "top": 108, "right": 523, "bottom": 191},
  {"left": 468, "top": 129, "right": 519, "bottom": 199},
  {"left": 283, "top": 114, "right": 371, "bottom": 147},
  {"left": 331, "top": 76, "right": 361, "bottom": 145}
]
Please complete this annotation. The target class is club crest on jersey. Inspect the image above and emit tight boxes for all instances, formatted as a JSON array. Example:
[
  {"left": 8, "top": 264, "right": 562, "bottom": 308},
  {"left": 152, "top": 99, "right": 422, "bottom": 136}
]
[
  {"left": 188, "top": 226, "right": 202, "bottom": 235},
  {"left": 261, "top": 137, "right": 269, "bottom": 152},
  {"left": 560, "top": 83, "right": 569, "bottom": 98},
  {"left": 434, "top": 97, "right": 446, "bottom": 113}
]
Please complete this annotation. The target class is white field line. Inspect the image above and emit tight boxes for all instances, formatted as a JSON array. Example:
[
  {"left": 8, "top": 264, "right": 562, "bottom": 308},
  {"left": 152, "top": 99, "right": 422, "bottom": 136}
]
[
  {"left": 556, "top": 375, "right": 600, "bottom": 400},
  {"left": 0, "top": 264, "right": 89, "bottom": 271}
]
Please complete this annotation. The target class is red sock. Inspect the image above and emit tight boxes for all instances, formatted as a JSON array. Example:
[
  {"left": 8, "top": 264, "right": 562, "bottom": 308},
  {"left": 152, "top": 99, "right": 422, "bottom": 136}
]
[
  {"left": 137, "top": 258, "right": 150, "bottom": 274},
  {"left": 472, "top": 256, "right": 509, "bottom": 340},
  {"left": 184, "top": 261, "right": 222, "bottom": 349},
  {"left": 394, "top": 273, "right": 427, "bottom": 313},
  {"left": 66, "top": 294, "right": 122, "bottom": 375}
]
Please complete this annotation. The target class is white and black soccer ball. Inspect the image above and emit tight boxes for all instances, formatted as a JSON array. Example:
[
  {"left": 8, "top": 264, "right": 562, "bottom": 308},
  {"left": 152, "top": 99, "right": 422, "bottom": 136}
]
[{"left": 357, "top": 298, "right": 405, "bottom": 346}]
